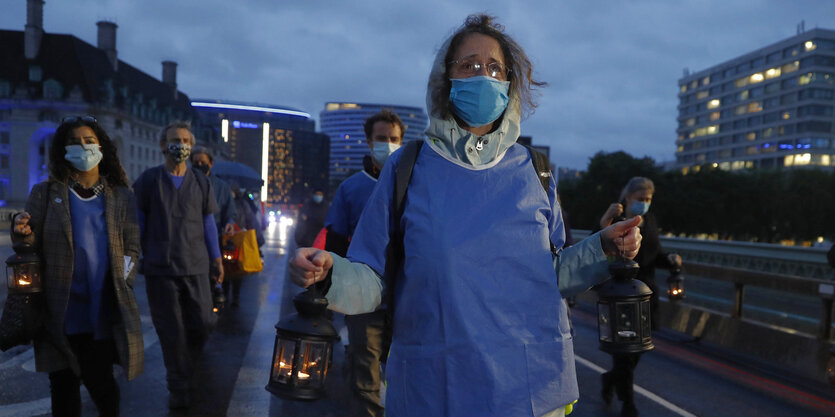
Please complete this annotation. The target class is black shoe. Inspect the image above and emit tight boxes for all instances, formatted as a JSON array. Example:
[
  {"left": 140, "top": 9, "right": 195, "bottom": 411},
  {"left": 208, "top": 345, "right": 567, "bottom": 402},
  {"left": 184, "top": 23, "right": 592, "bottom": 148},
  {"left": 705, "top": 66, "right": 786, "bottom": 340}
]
[
  {"left": 621, "top": 403, "right": 638, "bottom": 417},
  {"left": 601, "top": 373, "right": 614, "bottom": 406}
]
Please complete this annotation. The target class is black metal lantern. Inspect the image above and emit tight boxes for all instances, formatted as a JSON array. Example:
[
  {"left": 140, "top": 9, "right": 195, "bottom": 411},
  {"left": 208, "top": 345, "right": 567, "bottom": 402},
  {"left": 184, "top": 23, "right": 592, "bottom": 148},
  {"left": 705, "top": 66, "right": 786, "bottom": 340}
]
[
  {"left": 1, "top": 242, "right": 45, "bottom": 351},
  {"left": 211, "top": 283, "right": 226, "bottom": 314},
  {"left": 265, "top": 289, "right": 338, "bottom": 400},
  {"left": 5, "top": 242, "right": 42, "bottom": 293},
  {"left": 596, "top": 259, "right": 654, "bottom": 354},
  {"left": 666, "top": 266, "right": 685, "bottom": 301}
]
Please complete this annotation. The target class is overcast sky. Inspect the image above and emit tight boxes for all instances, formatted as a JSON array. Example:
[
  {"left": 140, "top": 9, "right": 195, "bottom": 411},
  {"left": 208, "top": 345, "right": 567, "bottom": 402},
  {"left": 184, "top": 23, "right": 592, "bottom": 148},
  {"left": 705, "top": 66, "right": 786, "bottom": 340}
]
[{"left": 2, "top": 0, "right": 833, "bottom": 169}]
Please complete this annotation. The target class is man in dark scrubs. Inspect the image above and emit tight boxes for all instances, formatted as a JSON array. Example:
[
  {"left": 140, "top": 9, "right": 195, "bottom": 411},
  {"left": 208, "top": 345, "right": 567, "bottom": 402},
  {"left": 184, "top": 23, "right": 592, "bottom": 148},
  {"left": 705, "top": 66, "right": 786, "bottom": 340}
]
[{"left": 133, "top": 121, "right": 223, "bottom": 409}]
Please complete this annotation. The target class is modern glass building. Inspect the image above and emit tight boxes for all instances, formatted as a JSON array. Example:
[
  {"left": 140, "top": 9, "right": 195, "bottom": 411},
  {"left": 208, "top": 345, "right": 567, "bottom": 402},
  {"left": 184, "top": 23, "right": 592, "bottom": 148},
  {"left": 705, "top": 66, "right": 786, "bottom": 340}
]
[
  {"left": 320, "top": 102, "right": 428, "bottom": 182},
  {"left": 192, "top": 100, "right": 329, "bottom": 207},
  {"left": 676, "top": 28, "right": 835, "bottom": 173}
]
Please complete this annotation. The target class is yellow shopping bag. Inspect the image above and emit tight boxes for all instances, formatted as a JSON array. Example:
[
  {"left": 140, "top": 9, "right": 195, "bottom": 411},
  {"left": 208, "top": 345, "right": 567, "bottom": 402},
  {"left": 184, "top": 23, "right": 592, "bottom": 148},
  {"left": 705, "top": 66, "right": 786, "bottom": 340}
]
[{"left": 229, "top": 229, "right": 263, "bottom": 274}]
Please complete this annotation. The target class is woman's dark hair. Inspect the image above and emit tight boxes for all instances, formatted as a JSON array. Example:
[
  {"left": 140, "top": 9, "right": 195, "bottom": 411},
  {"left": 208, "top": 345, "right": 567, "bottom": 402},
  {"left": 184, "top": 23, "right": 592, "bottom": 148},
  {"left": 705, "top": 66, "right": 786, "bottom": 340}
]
[
  {"left": 49, "top": 118, "right": 129, "bottom": 187},
  {"left": 430, "top": 14, "right": 547, "bottom": 120}
]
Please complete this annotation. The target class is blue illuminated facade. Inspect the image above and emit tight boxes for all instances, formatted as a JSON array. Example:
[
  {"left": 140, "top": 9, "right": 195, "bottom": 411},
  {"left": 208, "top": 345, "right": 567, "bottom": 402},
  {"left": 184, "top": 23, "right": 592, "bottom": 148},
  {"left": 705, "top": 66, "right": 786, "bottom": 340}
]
[
  {"left": 320, "top": 102, "right": 428, "bottom": 182},
  {"left": 0, "top": 5, "right": 196, "bottom": 206}
]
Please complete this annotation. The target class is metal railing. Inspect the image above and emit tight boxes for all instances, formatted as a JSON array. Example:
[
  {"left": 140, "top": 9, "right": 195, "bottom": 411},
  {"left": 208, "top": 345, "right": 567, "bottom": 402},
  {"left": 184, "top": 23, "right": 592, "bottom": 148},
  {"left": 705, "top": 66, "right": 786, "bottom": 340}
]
[{"left": 573, "top": 229, "right": 835, "bottom": 340}]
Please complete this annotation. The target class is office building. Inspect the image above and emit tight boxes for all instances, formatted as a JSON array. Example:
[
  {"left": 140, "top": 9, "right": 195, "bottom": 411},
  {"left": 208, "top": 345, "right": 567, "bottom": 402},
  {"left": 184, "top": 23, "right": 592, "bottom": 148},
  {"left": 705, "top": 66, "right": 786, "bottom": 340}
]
[
  {"left": 676, "top": 28, "right": 835, "bottom": 173},
  {"left": 320, "top": 102, "right": 428, "bottom": 182},
  {"left": 0, "top": 0, "right": 197, "bottom": 206},
  {"left": 192, "top": 100, "right": 329, "bottom": 207}
]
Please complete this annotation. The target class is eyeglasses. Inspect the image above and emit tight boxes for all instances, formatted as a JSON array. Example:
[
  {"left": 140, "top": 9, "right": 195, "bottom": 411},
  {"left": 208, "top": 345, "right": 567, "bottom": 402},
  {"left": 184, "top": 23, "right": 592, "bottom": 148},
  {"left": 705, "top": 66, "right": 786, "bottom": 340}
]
[
  {"left": 448, "top": 59, "right": 510, "bottom": 79},
  {"left": 61, "top": 115, "right": 97, "bottom": 125}
]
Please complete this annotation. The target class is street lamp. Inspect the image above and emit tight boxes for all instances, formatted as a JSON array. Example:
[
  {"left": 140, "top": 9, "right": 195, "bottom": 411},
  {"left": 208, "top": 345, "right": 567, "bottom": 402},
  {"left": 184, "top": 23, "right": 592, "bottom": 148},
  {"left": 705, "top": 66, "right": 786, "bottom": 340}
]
[
  {"left": 666, "top": 265, "right": 685, "bottom": 301},
  {"left": 266, "top": 288, "right": 338, "bottom": 400},
  {"left": 0, "top": 242, "right": 45, "bottom": 351},
  {"left": 596, "top": 259, "right": 654, "bottom": 354}
]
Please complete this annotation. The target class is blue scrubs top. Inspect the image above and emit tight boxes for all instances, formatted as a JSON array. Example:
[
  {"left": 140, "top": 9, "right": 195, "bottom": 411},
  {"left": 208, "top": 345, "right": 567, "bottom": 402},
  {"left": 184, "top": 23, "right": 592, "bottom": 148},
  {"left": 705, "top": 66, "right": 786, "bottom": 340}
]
[
  {"left": 65, "top": 190, "right": 113, "bottom": 339},
  {"left": 324, "top": 170, "right": 378, "bottom": 237},
  {"left": 346, "top": 143, "right": 576, "bottom": 416}
]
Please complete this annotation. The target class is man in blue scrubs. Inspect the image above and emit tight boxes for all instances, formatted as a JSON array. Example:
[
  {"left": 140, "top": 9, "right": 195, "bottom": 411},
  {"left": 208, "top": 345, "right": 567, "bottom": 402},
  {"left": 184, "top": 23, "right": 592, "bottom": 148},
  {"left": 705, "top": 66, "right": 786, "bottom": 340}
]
[
  {"left": 133, "top": 121, "right": 223, "bottom": 409},
  {"left": 324, "top": 110, "right": 404, "bottom": 417}
]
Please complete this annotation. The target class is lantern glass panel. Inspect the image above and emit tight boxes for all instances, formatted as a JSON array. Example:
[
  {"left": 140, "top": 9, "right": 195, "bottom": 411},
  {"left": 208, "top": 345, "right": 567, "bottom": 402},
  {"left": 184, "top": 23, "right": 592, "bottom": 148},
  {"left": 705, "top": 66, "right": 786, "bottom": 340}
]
[
  {"left": 615, "top": 303, "right": 638, "bottom": 342},
  {"left": 297, "top": 341, "right": 330, "bottom": 387},
  {"left": 271, "top": 338, "right": 297, "bottom": 384},
  {"left": 7, "top": 264, "right": 41, "bottom": 290},
  {"left": 597, "top": 302, "right": 611, "bottom": 341},
  {"left": 640, "top": 300, "right": 651, "bottom": 341}
]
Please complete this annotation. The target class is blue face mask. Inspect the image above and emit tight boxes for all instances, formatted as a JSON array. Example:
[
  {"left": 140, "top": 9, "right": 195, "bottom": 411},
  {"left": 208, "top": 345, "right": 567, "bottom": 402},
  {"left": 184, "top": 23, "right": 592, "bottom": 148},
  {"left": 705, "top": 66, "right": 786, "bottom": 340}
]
[
  {"left": 65, "top": 144, "right": 103, "bottom": 172},
  {"left": 449, "top": 76, "right": 510, "bottom": 128},
  {"left": 630, "top": 201, "right": 650, "bottom": 216}
]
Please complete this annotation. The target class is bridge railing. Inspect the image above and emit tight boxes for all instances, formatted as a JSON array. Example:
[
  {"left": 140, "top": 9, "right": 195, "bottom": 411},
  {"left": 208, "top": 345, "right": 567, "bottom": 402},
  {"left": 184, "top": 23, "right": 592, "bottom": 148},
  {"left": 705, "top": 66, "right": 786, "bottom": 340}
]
[{"left": 573, "top": 229, "right": 835, "bottom": 340}]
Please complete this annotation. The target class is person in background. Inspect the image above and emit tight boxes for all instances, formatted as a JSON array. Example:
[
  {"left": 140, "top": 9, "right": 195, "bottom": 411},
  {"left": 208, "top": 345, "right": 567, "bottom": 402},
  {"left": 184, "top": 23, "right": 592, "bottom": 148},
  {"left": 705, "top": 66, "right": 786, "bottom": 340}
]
[
  {"left": 597, "top": 176, "right": 681, "bottom": 417},
  {"left": 294, "top": 188, "right": 328, "bottom": 248},
  {"left": 289, "top": 14, "right": 642, "bottom": 417},
  {"left": 132, "top": 120, "right": 222, "bottom": 409},
  {"left": 190, "top": 147, "right": 236, "bottom": 237},
  {"left": 12, "top": 115, "right": 143, "bottom": 416},
  {"left": 323, "top": 110, "right": 404, "bottom": 417}
]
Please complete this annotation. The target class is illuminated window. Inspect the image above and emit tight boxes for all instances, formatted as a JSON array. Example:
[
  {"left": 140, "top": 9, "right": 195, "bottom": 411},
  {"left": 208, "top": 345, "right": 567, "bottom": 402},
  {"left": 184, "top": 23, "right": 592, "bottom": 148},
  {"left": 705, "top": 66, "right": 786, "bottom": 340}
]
[
  {"left": 747, "top": 102, "right": 762, "bottom": 113},
  {"left": 749, "top": 73, "right": 764, "bottom": 83},
  {"left": 746, "top": 146, "right": 758, "bottom": 155},
  {"left": 735, "top": 77, "right": 748, "bottom": 88},
  {"left": 822, "top": 155, "right": 831, "bottom": 166},
  {"left": 782, "top": 111, "right": 792, "bottom": 120},
  {"left": 765, "top": 68, "right": 781, "bottom": 79},
  {"left": 686, "top": 118, "right": 696, "bottom": 127},
  {"left": 731, "top": 160, "right": 745, "bottom": 170},
  {"left": 702, "top": 76, "right": 710, "bottom": 86},
  {"left": 706, "top": 125, "right": 718, "bottom": 135},
  {"left": 762, "top": 127, "right": 774, "bottom": 138},
  {"left": 697, "top": 91, "right": 709, "bottom": 99},
  {"left": 719, "top": 162, "right": 730, "bottom": 170},
  {"left": 707, "top": 99, "right": 720, "bottom": 109},
  {"left": 735, "top": 105, "right": 747, "bottom": 115},
  {"left": 782, "top": 61, "right": 799, "bottom": 74},
  {"left": 799, "top": 73, "right": 812, "bottom": 85},
  {"left": 805, "top": 41, "right": 817, "bottom": 51},
  {"left": 710, "top": 112, "right": 720, "bottom": 121},
  {"left": 690, "top": 80, "right": 698, "bottom": 89},
  {"left": 680, "top": 85, "right": 687, "bottom": 93},
  {"left": 739, "top": 90, "right": 749, "bottom": 100}
]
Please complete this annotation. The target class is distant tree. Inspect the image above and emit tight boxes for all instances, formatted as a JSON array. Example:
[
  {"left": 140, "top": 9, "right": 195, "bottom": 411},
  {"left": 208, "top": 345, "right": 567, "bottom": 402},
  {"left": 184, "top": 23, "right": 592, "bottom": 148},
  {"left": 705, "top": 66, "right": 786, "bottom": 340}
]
[{"left": 559, "top": 151, "right": 835, "bottom": 243}]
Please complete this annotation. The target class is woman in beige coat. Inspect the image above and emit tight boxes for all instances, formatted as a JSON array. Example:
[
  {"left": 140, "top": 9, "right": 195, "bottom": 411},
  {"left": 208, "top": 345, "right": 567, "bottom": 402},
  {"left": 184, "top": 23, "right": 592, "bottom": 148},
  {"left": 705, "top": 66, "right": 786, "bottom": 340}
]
[{"left": 12, "top": 116, "right": 142, "bottom": 417}]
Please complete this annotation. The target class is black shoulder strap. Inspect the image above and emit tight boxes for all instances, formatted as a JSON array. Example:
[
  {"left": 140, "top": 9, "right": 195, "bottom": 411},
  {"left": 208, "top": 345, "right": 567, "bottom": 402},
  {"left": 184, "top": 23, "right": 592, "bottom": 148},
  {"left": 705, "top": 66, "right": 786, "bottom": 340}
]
[
  {"left": 380, "top": 140, "right": 422, "bottom": 360},
  {"left": 522, "top": 144, "right": 552, "bottom": 194},
  {"left": 522, "top": 144, "right": 558, "bottom": 254}
]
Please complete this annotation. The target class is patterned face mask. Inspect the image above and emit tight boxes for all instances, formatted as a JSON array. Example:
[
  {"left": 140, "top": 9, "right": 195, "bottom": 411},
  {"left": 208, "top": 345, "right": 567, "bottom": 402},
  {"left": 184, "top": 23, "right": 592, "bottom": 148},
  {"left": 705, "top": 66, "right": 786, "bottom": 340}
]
[{"left": 165, "top": 143, "right": 192, "bottom": 163}]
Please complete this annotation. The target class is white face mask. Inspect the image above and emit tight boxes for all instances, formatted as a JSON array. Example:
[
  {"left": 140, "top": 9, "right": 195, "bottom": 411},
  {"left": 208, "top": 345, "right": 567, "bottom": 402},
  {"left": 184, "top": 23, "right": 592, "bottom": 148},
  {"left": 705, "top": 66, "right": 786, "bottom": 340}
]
[
  {"left": 64, "top": 144, "right": 103, "bottom": 172},
  {"left": 371, "top": 142, "right": 401, "bottom": 166}
]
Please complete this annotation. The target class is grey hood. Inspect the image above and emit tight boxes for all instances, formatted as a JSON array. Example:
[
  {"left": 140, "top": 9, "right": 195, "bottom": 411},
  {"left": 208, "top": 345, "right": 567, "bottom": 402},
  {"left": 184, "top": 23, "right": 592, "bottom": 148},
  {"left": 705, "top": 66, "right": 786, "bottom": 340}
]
[{"left": 423, "top": 34, "right": 522, "bottom": 168}]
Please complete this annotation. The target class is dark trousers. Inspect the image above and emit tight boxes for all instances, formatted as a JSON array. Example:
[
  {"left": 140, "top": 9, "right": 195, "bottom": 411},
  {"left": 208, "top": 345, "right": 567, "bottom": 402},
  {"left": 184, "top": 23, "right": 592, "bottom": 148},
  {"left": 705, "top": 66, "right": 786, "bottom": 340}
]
[
  {"left": 345, "top": 310, "right": 386, "bottom": 417},
  {"left": 145, "top": 274, "right": 212, "bottom": 392},
  {"left": 49, "top": 334, "right": 119, "bottom": 417},
  {"left": 604, "top": 353, "right": 642, "bottom": 406}
]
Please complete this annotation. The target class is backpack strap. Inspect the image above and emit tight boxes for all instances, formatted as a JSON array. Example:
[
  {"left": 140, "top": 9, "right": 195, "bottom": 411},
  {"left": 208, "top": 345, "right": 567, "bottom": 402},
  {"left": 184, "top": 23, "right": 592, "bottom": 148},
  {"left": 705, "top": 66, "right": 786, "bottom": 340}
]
[
  {"left": 380, "top": 139, "right": 423, "bottom": 361},
  {"left": 521, "top": 144, "right": 558, "bottom": 254},
  {"left": 522, "top": 144, "right": 552, "bottom": 194}
]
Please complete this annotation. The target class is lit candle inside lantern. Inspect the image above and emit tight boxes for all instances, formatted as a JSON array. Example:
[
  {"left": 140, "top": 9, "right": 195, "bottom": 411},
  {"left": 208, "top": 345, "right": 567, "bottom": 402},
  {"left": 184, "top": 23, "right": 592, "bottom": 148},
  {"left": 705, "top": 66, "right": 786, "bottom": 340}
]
[{"left": 18, "top": 274, "right": 31, "bottom": 286}]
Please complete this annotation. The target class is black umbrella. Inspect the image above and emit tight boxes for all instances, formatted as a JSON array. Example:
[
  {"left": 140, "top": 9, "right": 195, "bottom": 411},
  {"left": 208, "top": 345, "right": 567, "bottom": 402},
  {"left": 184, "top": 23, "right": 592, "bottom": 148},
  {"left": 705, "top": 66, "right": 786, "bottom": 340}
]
[{"left": 212, "top": 161, "right": 264, "bottom": 190}]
